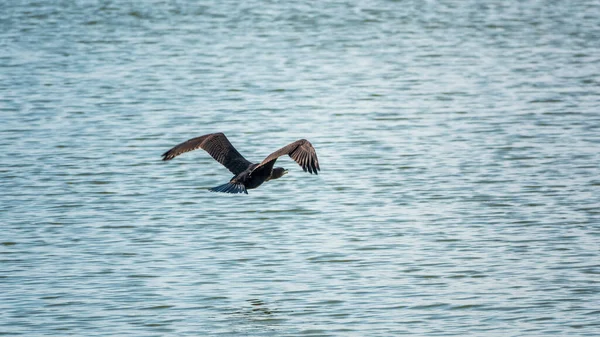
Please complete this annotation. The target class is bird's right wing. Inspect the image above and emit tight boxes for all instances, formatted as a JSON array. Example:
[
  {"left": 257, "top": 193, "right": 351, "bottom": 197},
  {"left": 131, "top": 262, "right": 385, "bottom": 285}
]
[
  {"left": 162, "top": 133, "right": 252, "bottom": 175},
  {"left": 254, "top": 139, "right": 320, "bottom": 174}
]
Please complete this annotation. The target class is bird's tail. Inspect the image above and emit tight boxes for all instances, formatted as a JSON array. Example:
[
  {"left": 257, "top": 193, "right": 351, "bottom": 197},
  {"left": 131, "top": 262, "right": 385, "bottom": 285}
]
[{"left": 209, "top": 182, "right": 248, "bottom": 194}]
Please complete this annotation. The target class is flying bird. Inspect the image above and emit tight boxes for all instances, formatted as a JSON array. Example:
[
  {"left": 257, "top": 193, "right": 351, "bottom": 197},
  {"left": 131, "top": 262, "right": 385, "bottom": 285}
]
[{"left": 162, "top": 133, "right": 320, "bottom": 194}]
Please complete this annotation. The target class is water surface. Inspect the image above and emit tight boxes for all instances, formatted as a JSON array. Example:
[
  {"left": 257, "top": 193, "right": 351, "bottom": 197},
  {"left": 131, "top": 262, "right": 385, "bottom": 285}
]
[{"left": 1, "top": 1, "right": 600, "bottom": 336}]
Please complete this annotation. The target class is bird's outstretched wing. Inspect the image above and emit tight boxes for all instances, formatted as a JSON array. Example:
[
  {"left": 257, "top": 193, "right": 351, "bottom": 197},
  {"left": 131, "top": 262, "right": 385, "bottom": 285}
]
[
  {"left": 254, "top": 139, "right": 320, "bottom": 174},
  {"left": 162, "top": 133, "right": 252, "bottom": 175}
]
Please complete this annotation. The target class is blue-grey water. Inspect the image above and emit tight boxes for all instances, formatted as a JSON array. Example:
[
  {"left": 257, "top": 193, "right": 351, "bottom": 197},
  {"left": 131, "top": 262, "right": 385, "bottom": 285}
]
[{"left": 1, "top": 1, "right": 600, "bottom": 336}]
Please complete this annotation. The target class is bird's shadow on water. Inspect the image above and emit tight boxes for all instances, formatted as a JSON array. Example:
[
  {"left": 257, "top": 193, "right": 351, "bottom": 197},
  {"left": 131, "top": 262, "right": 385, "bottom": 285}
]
[
  {"left": 245, "top": 298, "right": 275, "bottom": 316},
  {"left": 223, "top": 298, "right": 288, "bottom": 336}
]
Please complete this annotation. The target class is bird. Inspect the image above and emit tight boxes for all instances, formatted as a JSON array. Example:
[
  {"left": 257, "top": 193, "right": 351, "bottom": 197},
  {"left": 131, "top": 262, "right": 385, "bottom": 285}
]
[{"left": 161, "top": 132, "right": 320, "bottom": 194}]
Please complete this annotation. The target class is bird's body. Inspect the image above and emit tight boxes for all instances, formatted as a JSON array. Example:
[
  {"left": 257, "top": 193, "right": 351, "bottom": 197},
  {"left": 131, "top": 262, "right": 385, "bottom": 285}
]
[{"left": 161, "top": 133, "right": 320, "bottom": 194}]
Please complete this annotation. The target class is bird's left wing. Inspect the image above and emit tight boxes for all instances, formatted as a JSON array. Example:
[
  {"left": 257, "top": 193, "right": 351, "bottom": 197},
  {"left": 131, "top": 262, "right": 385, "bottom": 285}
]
[
  {"left": 161, "top": 133, "right": 252, "bottom": 175},
  {"left": 254, "top": 139, "right": 320, "bottom": 174}
]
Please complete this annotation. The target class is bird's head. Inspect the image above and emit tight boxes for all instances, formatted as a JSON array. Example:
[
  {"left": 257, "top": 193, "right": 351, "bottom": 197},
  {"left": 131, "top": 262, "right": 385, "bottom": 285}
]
[{"left": 270, "top": 167, "right": 289, "bottom": 180}]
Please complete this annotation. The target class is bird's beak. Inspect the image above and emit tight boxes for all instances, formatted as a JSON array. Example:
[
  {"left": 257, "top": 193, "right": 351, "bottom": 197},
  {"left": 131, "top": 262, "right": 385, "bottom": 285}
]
[{"left": 284, "top": 169, "right": 289, "bottom": 175}]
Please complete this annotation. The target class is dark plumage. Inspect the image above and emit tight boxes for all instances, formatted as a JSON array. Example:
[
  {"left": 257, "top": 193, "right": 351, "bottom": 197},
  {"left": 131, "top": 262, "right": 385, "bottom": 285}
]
[{"left": 161, "top": 133, "right": 320, "bottom": 194}]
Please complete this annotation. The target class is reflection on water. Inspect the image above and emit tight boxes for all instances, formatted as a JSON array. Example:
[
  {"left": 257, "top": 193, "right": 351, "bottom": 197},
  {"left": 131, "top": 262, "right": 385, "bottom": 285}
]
[{"left": 1, "top": 0, "right": 600, "bottom": 336}]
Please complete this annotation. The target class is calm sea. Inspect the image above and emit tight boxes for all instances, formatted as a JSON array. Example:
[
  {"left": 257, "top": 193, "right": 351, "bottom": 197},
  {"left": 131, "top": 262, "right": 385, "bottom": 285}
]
[{"left": 1, "top": 1, "right": 599, "bottom": 336}]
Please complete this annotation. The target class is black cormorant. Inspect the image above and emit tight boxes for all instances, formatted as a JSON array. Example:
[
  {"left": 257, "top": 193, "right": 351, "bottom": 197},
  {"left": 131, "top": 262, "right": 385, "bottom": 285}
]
[{"left": 162, "top": 133, "right": 320, "bottom": 194}]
